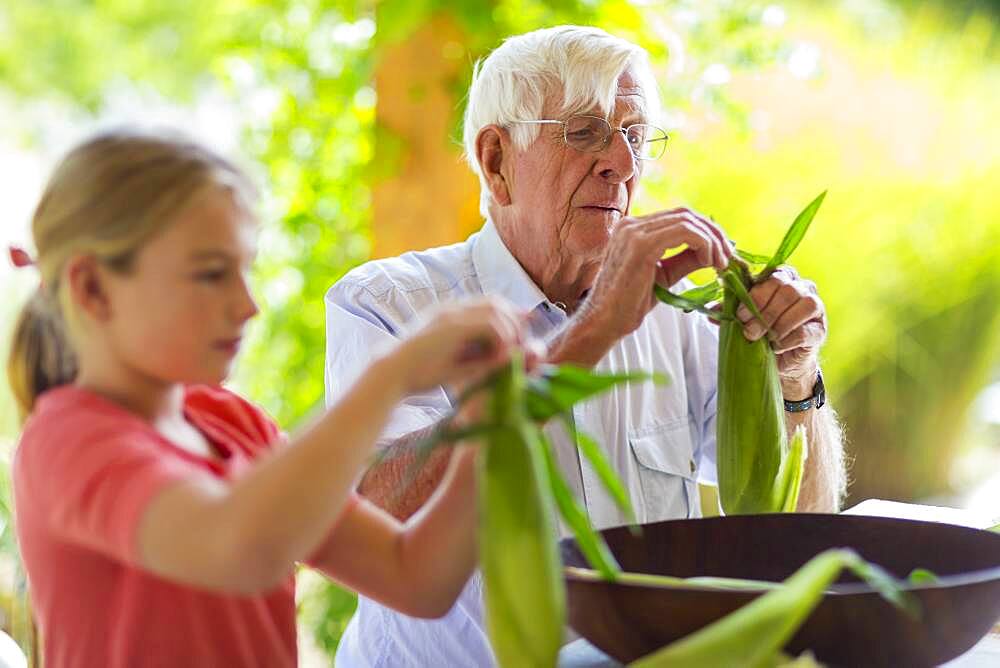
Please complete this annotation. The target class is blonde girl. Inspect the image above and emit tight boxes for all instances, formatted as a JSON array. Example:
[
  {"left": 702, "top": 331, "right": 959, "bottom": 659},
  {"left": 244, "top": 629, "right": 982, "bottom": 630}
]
[{"left": 7, "top": 129, "right": 528, "bottom": 667}]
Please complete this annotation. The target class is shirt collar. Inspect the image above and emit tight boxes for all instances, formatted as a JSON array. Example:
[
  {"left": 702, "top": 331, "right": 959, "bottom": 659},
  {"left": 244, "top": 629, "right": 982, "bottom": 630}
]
[{"left": 472, "top": 218, "right": 550, "bottom": 313}]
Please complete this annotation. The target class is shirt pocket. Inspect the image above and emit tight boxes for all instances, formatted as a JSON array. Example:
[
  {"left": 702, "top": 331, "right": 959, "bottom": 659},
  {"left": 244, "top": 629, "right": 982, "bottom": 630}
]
[{"left": 628, "top": 416, "right": 701, "bottom": 523}]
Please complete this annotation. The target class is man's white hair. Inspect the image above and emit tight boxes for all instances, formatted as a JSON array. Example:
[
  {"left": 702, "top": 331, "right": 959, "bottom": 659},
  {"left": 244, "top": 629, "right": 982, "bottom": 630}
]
[{"left": 462, "top": 25, "right": 660, "bottom": 216}]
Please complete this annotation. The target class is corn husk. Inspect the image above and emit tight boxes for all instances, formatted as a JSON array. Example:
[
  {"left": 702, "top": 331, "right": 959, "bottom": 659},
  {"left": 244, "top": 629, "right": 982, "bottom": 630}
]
[
  {"left": 656, "top": 192, "right": 826, "bottom": 515},
  {"left": 405, "top": 359, "right": 664, "bottom": 667},
  {"left": 628, "top": 548, "right": 916, "bottom": 668},
  {"left": 479, "top": 361, "right": 565, "bottom": 667}
]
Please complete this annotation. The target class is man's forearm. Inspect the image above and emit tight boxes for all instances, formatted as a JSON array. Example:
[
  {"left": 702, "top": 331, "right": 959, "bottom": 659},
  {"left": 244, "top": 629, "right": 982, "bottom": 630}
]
[
  {"left": 357, "top": 423, "right": 453, "bottom": 521},
  {"left": 786, "top": 404, "right": 847, "bottom": 512},
  {"left": 545, "top": 305, "right": 618, "bottom": 368}
]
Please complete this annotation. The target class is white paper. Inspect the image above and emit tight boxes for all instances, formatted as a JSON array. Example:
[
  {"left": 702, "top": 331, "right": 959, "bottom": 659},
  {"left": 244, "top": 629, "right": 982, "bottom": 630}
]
[{"left": 842, "top": 498, "right": 998, "bottom": 530}]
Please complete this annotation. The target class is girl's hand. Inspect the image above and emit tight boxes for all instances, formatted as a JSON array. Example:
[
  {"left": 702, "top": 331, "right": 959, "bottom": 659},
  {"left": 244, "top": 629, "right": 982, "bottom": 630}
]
[{"left": 391, "top": 297, "right": 531, "bottom": 395}]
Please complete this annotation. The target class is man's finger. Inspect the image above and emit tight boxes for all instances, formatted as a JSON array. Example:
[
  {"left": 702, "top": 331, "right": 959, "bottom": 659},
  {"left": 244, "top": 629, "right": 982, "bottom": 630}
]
[
  {"left": 769, "top": 294, "right": 824, "bottom": 342},
  {"left": 656, "top": 249, "right": 704, "bottom": 288},
  {"left": 771, "top": 320, "right": 826, "bottom": 354}
]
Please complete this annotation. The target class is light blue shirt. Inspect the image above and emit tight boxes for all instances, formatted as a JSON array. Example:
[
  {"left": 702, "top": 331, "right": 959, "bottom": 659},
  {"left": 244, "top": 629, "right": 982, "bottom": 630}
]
[{"left": 326, "top": 220, "right": 719, "bottom": 668}]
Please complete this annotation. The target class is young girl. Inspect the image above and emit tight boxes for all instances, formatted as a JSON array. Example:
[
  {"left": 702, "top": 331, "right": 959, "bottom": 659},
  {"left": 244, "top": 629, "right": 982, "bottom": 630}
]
[{"left": 7, "top": 129, "right": 529, "bottom": 667}]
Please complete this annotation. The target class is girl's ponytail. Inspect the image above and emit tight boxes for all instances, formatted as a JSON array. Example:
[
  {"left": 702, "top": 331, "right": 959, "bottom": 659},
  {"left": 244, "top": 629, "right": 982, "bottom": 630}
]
[{"left": 7, "top": 288, "right": 78, "bottom": 421}]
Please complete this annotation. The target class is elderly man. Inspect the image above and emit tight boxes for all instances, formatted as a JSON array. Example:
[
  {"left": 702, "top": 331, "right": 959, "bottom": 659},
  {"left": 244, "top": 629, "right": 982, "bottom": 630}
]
[{"left": 327, "top": 25, "right": 844, "bottom": 667}]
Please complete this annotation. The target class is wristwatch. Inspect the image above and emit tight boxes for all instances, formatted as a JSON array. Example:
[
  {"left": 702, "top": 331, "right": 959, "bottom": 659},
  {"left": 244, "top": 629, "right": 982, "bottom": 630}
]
[{"left": 783, "top": 370, "right": 826, "bottom": 413}]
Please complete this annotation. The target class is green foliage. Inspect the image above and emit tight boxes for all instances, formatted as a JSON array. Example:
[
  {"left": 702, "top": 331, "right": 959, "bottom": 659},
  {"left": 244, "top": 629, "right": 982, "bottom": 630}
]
[{"left": 0, "top": 0, "right": 375, "bottom": 655}]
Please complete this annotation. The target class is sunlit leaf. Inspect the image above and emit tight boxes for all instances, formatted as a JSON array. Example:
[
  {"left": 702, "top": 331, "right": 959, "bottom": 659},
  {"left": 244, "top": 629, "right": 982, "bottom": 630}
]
[
  {"left": 761, "top": 191, "right": 826, "bottom": 275},
  {"left": 736, "top": 248, "right": 770, "bottom": 265},
  {"left": 654, "top": 284, "right": 732, "bottom": 319}
]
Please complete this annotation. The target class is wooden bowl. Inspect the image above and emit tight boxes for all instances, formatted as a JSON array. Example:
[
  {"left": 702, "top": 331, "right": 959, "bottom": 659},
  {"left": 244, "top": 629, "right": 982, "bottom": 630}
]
[{"left": 560, "top": 514, "right": 1000, "bottom": 667}]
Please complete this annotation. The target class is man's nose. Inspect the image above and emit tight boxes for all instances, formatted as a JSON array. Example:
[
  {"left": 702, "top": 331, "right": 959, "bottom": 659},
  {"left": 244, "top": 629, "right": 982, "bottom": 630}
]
[{"left": 595, "top": 129, "right": 636, "bottom": 183}]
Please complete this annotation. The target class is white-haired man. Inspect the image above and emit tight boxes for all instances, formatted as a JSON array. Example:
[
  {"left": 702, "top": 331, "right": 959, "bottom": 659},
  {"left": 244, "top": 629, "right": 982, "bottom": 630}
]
[{"left": 327, "top": 25, "right": 845, "bottom": 667}]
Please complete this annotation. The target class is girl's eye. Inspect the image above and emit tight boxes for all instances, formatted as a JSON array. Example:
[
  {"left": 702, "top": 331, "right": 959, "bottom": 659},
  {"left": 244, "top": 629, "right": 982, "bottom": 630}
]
[{"left": 194, "top": 269, "right": 227, "bottom": 283}]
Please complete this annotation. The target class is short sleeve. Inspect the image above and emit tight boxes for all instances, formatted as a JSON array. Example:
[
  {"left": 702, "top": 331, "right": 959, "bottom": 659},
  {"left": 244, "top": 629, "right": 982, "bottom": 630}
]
[
  {"left": 185, "top": 385, "right": 286, "bottom": 454},
  {"left": 16, "top": 419, "right": 199, "bottom": 565}
]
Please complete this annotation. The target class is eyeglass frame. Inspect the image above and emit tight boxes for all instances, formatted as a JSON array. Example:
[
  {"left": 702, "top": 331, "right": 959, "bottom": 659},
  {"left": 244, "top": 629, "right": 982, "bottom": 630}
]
[{"left": 509, "top": 114, "right": 669, "bottom": 161}]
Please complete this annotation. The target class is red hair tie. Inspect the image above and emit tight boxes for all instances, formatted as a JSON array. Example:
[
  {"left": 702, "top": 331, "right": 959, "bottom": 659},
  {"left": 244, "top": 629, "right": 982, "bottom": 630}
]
[{"left": 9, "top": 246, "right": 35, "bottom": 268}]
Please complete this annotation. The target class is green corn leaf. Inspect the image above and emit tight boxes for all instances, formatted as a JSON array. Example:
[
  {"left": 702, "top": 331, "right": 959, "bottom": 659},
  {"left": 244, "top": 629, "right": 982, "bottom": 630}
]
[
  {"left": 736, "top": 248, "right": 771, "bottom": 265},
  {"left": 630, "top": 549, "right": 857, "bottom": 668},
  {"left": 560, "top": 414, "right": 636, "bottom": 523},
  {"left": 525, "top": 365, "right": 667, "bottom": 422},
  {"left": 538, "top": 433, "right": 621, "bottom": 580},
  {"left": 523, "top": 384, "right": 562, "bottom": 424},
  {"left": 761, "top": 191, "right": 827, "bottom": 275},
  {"left": 654, "top": 284, "right": 732, "bottom": 319},
  {"left": 629, "top": 548, "right": 917, "bottom": 668},
  {"left": 774, "top": 426, "right": 807, "bottom": 513},
  {"left": 845, "top": 559, "right": 921, "bottom": 620},
  {"left": 679, "top": 281, "right": 724, "bottom": 304},
  {"left": 906, "top": 568, "right": 939, "bottom": 585},
  {"left": 566, "top": 567, "right": 780, "bottom": 592},
  {"left": 721, "top": 268, "right": 766, "bottom": 327},
  {"left": 570, "top": 560, "right": 922, "bottom": 613},
  {"left": 769, "top": 652, "right": 824, "bottom": 668}
]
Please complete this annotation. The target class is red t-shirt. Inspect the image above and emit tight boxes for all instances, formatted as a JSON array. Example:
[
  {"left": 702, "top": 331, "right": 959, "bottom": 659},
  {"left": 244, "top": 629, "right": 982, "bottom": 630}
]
[{"left": 13, "top": 384, "right": 297, "bottom": 668}]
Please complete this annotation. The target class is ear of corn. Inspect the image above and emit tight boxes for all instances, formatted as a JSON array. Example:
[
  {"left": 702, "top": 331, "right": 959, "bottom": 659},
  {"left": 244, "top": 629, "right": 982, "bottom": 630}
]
[
  {"left": 479, "top": 359, "right": 565, "bottom": 668},
  {"left": 628, "top": 547, "right": 915, "bottom": 668},
  {"left": 716, "top": 263, "right": 796, "bottom": 514},
  {"left": 406, "top": 359, "right": 661, "bottom": 667},
  {"left": 655, "top": 192, "right": 827, "bottom": 515}
]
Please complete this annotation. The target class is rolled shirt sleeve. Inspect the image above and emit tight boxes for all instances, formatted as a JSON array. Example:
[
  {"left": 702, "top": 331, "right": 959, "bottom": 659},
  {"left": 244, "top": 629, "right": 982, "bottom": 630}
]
[{"left": 324, "top": 277, "right": 451, "bottom": 445}]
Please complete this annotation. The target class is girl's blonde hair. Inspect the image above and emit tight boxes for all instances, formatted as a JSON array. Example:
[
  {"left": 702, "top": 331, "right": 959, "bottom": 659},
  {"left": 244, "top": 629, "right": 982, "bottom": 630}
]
[{"left": 7, "top": 128, "right": 255, "bottom": 421}]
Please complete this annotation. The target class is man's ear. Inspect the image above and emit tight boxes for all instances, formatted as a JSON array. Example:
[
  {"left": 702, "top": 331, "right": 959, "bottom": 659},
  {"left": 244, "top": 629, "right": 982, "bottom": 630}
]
[
  {"left": 475, "top": 125, "right": 512, "bottom": 207},
  {"left": 65, "top": 254, "right": 113, "bottom": 323}
]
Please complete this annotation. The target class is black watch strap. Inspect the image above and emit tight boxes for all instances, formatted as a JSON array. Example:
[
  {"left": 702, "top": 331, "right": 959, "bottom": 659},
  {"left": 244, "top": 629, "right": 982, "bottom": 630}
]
[{"left": 784, "top": 370, "right": 826, "bottom": 413}]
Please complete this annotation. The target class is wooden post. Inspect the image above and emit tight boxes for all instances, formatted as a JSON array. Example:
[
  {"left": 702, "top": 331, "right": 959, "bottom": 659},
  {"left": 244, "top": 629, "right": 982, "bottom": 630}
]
[{"left": 373, "top": 13, "right": 483, "bottom": 259}]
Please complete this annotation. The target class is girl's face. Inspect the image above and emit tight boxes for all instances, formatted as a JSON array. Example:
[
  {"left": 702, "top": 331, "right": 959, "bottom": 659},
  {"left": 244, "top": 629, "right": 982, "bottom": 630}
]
[{"left": 103, "top": 189, "right": 259, "bottom": 386}]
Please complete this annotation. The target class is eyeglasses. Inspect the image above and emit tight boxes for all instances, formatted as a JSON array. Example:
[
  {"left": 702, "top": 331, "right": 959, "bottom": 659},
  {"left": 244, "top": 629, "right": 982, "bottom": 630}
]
[{"left": 510, "top": 114, "right": 669, "bottom": 161}]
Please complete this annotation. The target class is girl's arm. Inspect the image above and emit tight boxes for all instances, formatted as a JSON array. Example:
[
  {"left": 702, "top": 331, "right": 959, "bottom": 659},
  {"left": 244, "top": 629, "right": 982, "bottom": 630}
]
[
  {"left": 307, "top": 445, "right": 479, "bottom": 618},
  {"left": 135, "top": 298, "right": 524, "bottom": 594}
]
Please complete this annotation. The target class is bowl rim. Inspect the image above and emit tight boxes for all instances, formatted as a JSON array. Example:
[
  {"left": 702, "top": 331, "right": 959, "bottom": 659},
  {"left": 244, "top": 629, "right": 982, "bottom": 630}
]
[
  {"left": 564, "top": 563, "right": 1000, "bottom": 594},
  {"left": 561, "top": 513, "right": 1000, "bottom": 596}
]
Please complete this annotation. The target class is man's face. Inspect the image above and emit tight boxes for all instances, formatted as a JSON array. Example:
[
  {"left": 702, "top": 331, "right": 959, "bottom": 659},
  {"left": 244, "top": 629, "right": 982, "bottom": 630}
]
[{"left": 503, "top": 67, "right": 646, "bottom": 266}]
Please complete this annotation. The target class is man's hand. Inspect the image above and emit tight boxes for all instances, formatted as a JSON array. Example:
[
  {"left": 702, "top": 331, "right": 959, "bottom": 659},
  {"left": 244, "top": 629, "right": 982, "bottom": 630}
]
[
  {"left": 575, "top": 208, "right": 733, "bottom": 352},
  {"left": 391, "top": 296, "right": 528, "bottom": 396},
  {"left": 735, "top": 266, "right": 827, "bottom": 398}
]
